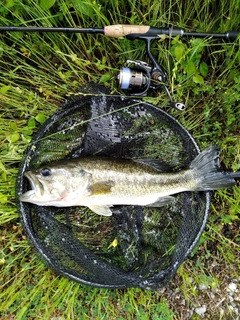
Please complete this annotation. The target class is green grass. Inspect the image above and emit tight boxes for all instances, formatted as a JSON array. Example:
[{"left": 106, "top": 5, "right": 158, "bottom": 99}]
[{"left": 0, "top": 0, "right": 239, "bottom": 319}]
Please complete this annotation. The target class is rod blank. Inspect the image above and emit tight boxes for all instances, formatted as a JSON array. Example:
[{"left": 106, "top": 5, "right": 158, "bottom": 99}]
[{"left": 0, "top": 26, "right": 104, "bottom": 34}]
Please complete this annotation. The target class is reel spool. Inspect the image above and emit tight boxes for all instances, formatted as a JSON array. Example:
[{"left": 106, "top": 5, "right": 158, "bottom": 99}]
[{"left": 118, "top": 60, "right": 154, "bottom": 95}]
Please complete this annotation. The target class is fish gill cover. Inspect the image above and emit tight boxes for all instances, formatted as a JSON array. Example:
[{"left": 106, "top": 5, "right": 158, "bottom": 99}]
[{"left": 16, "top": 84, "right": 210, "bottom": 289}]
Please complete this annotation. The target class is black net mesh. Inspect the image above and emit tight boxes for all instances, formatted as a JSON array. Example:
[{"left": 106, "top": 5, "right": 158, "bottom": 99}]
[{"left": 16, "top": 84, "right": 210, "bottom": 290}]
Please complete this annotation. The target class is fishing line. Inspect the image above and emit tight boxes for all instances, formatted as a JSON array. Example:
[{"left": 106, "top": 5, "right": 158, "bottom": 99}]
[{"left": 27, "top": 100, "right": 144, "bottom": 144}]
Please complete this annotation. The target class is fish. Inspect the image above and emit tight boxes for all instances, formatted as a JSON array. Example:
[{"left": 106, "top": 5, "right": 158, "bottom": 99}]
[{"left": 19, "top": 145, "right": 240, "bottom": 216}]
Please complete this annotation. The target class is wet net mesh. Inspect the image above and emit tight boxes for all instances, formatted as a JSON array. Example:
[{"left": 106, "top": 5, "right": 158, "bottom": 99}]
[{"left": 16, "top": 84, "right": 210, "bottom": 290}]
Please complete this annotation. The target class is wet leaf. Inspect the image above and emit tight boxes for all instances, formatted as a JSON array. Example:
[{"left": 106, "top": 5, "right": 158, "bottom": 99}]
[
  {"left": 0, "top": 85, "right": 11, "bottom": 94},
  {"left": 9, "top": 133, "right": 20, "bottom": 143},
  {"left": 35, "top": 113, "right": 46, "bottom": 124},
  {"left": 72, "top": 1, "right": 94, "bottom": 17},
  {"left": 174, "top": 44, "right": 185, "bottom": 60},
  {"left": 108, "top": 238, "right": 118, "bottom": 249},
  {"left": 99, "top": 73, "right": 112, "bottom": 83},
  {"left": 199, "top": 62, "right": 209, "bottom": 77},
  {"left": 193, "top": 74, "right": 204, "bottom": 84},
  {"left": 0, "top": 193, "right": 8, "bottom": 204},
  {"left": 186, "top": 60, "right": 196, "bottom": 77},
  {"left": 40, "top": 0, "right": 56, "bottom": 10},
  {"left": 27, "top": 118, "right": 36, "bottom": 129}
]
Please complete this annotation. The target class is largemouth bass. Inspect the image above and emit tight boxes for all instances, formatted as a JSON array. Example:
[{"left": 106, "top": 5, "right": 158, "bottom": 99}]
[{"left": 20, "top": 145, "right": 240, "bottom": 216}]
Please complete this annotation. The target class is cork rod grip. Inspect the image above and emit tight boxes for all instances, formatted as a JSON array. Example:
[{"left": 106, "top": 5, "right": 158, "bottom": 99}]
[{"left": 104, "top": 24, "right": 150, "bottom": 38}]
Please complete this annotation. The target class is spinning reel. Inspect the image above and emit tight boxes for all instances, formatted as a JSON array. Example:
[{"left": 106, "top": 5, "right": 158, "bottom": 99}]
[
  {"left": 118, "top": 59, "right": 185, "bottom": 110},
  {"left": 118, "top": 57, "right": 186, "bottom": 111}
]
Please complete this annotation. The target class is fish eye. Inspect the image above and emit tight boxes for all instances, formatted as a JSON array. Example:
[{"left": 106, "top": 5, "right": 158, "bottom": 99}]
[{"left": 41, "top": 168, "right": 51, "bottom": 177}]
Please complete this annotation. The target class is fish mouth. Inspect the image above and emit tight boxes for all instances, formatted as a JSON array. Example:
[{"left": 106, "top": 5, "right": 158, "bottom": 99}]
[{"left": 19, "top": 171, "right": 44, "bottom": 201}]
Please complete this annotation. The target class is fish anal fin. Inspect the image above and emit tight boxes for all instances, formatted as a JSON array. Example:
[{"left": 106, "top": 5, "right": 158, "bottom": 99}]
[
  {"left": 146, "top": 196, "right": 175, "bottom": 207},
  {"left": 89, "top": 205, "right": 113, "bottom": 216}
]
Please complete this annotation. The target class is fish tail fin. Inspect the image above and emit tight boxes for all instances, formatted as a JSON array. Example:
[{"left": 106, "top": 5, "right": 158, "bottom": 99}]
[{"left": 190, "top": 145, "right": 240, "bottom": 191}]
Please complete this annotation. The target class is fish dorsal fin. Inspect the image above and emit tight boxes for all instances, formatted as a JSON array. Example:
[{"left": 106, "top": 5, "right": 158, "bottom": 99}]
[
  {"left": 134, "top": 159, "right": 174, "bottom": 172},
  {"left": 90, "top": 182, "right": 113, "bottom": 195}
]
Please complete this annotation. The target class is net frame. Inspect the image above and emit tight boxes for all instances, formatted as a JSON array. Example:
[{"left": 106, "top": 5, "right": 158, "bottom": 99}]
[{"left": 16, "top": 84, "right": 211, "bottom": 289}]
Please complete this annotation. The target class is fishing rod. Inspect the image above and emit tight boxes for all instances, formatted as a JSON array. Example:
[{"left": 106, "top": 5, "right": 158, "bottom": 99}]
[
  {"left": 1, "top": 24, "right": 239, "bottom": 110},
  {"left": 0, "top": 24, "right": 238, "bottom": 39}
]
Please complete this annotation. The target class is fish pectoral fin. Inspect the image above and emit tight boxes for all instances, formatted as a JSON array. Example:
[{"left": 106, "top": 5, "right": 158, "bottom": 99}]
[
  {"left": 89, "top": 205, "right": 113, "bottom": 216},
  {"left": 146, "top": 196, "right": 175, "bottom": 207},
  {"left": 90, "top": 182, "right": 113, "bottom": 195}
]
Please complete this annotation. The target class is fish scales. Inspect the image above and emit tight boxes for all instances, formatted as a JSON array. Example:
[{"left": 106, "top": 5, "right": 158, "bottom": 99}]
[
  {"left": 77, "top": 157, "right": 190, "bottom": 199},
  {"left": 19, "top": 146, "right": 240, "bottom": 216}
]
